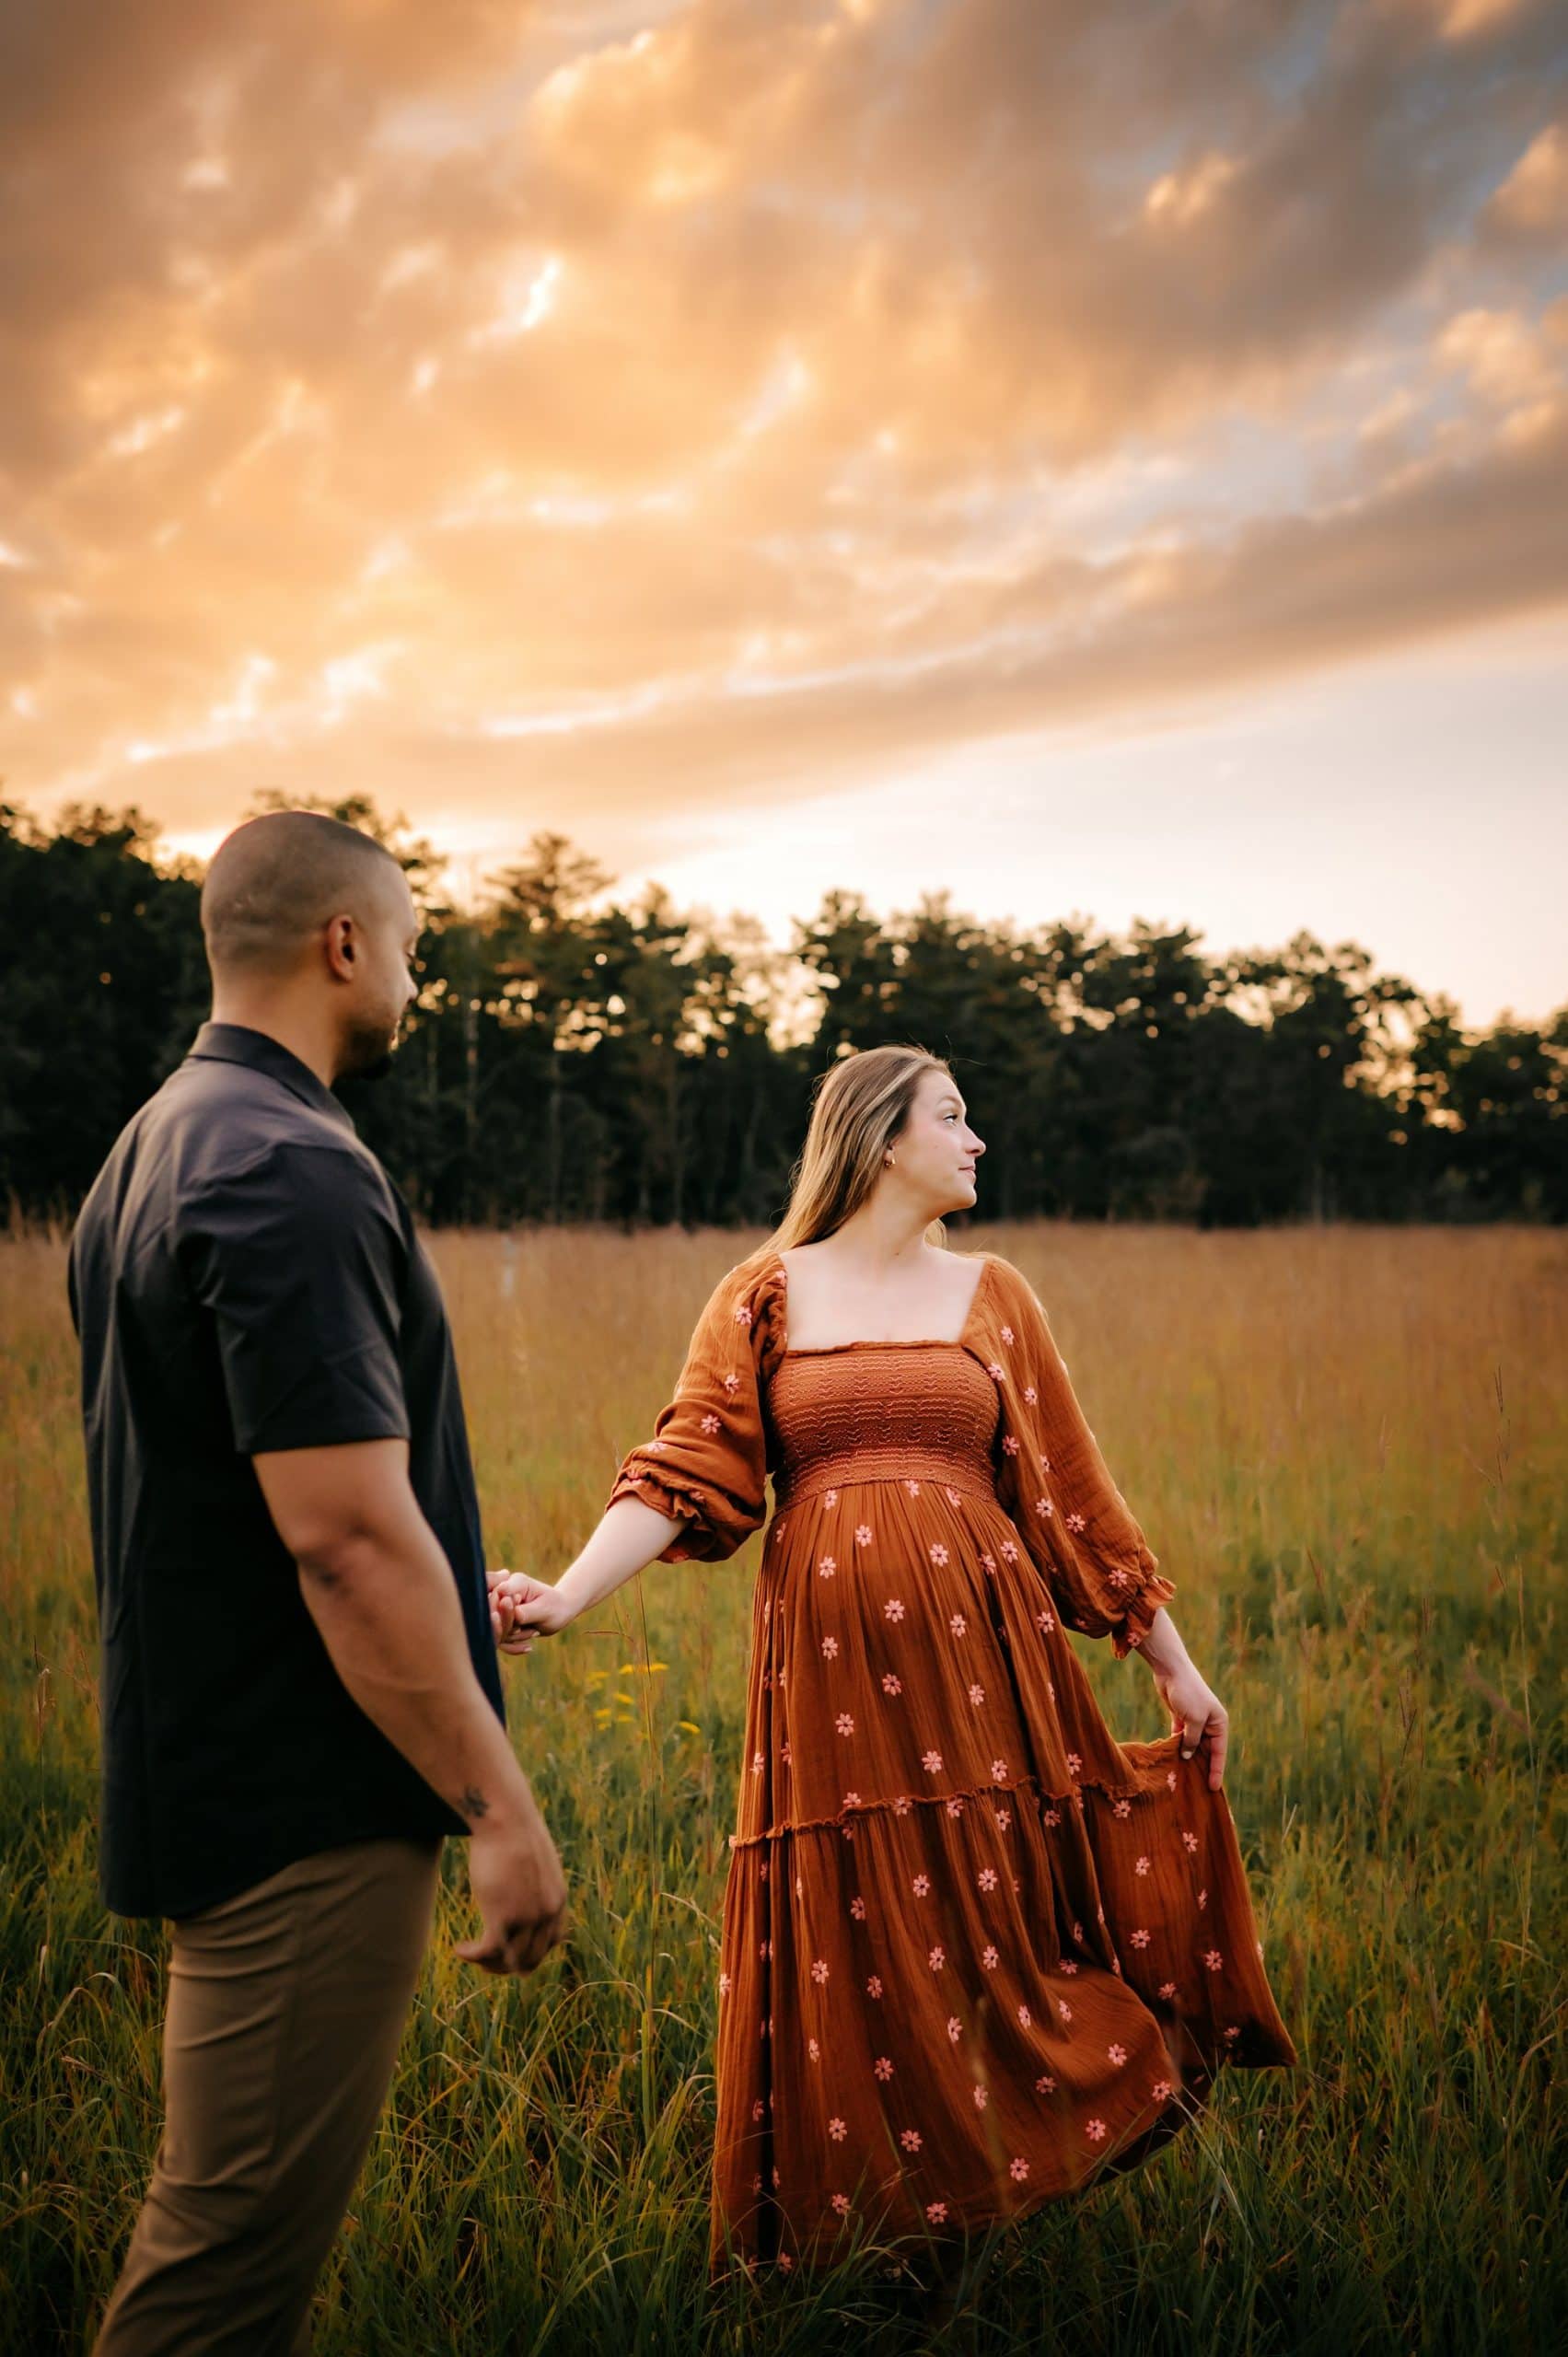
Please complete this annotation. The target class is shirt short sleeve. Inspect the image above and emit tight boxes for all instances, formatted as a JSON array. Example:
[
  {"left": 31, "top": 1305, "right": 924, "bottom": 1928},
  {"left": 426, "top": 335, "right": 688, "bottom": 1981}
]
[{"left": 182, "top": 1140, "right": 412, "bottom": 1455}]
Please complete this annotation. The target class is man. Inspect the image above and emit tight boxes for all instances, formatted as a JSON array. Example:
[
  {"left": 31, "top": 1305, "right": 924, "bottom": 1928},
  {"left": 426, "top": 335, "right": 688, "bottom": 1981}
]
[{"left": 68, "top": 808, "right": 567, "bottom": 2355}]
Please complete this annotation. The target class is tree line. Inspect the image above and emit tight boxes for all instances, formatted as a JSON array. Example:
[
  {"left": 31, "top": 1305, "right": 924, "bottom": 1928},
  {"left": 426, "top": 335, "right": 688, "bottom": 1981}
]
[{"left": 2, "top": 795, "right": 1562, "bottom": 1228}]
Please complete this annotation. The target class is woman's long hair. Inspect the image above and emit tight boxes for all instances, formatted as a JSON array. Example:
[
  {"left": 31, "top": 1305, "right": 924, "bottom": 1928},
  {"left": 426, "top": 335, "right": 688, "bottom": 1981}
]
[{"left": 756, "top": 1044, "right": 954, "bottom": 1260}]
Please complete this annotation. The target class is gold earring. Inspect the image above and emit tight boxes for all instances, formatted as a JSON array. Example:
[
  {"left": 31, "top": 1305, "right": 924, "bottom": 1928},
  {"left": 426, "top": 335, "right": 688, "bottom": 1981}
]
[{"left": 884, "top": 1151, "right": 895, "bottom": 1167}]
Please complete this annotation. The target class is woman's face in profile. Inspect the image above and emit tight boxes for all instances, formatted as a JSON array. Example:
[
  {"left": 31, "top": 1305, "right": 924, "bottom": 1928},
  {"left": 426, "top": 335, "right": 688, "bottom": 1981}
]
[{"left": 889, "top": 1070, "right": 986, "bottom": 1215}]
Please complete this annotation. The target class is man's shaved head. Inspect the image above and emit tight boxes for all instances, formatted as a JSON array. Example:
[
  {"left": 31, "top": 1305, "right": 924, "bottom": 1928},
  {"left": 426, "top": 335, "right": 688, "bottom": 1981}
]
[{"left": 203, "top": 810, "right": 405, "bottom": 975}]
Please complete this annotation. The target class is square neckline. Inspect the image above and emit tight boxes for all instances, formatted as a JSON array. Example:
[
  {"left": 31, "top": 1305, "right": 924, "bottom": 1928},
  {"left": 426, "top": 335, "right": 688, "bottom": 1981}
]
[{"left": 773, "top": 1250, "right": 993, "bottom": 1358}]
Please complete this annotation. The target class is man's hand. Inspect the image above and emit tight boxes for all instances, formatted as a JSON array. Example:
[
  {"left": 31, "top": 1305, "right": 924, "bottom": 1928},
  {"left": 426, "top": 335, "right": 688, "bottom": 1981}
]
[
  {"left": 455, "top": 1802, "right": 570, "bottom": 1976},
  {"left": 486, "top": 1565, "right": 527, "bottom": 1646},
  {"left": 488, "top": 1569, "right": 575, "bottom": 1654},
  {"left": 256, "top": 1439, "right": 569, "bottom": 1952}
]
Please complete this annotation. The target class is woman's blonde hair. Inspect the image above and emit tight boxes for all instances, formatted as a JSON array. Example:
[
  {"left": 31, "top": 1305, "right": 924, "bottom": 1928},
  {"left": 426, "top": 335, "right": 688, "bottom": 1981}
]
[{"left": 761, "top": 1044, "right": 954, "bottom": 1256}]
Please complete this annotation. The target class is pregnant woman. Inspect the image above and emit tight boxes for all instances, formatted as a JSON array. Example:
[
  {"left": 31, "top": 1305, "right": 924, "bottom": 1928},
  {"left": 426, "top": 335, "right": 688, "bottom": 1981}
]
[{"left": 495, "top": 1045, "right": 1297, "bottom": 2274}]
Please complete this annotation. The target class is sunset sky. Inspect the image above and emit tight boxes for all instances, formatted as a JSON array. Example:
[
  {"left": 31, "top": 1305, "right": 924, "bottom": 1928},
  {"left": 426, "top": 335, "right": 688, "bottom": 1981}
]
[{"left": 4, "top": 0, "right": 1566, "bottom": 1026}]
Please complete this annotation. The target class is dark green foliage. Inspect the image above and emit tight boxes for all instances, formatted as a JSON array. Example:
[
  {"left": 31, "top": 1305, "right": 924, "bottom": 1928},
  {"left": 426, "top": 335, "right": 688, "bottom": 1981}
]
[
  {"left": 0, "top": 805, "right": 206, "bottom": 1211},
  {"left": 2, "top": 801, "right": 1562, "bottom": 1226}
]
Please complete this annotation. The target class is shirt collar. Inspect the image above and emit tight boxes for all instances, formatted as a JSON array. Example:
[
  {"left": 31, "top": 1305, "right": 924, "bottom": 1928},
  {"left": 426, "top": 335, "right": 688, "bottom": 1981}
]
[{"left": 186, "top": 1022, "right": 357, "bottom": 1132}]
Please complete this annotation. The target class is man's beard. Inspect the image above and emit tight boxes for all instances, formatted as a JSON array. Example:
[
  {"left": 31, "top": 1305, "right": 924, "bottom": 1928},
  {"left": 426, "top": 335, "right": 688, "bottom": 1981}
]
[{"left": 339, "top": 1013, "right": 401, "bottom": 1083}]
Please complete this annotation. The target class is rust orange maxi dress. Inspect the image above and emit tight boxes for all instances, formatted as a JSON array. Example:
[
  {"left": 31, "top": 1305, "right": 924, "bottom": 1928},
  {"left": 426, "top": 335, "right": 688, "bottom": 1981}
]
[{"left": 608, "top": 1250, "right": 1297, "bottom": 2273}]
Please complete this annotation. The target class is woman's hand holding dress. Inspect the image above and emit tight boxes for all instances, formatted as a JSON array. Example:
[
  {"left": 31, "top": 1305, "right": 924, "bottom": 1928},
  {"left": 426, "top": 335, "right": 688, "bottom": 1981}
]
[{"left": 1144, "top": 1630, "right": 1230, "bottom": 1791}]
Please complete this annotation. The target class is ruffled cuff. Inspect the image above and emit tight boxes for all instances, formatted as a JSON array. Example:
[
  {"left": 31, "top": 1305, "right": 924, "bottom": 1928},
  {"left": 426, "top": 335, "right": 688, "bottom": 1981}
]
[
  {"left": 1109, "top": 1560, "right": 1178, "bottom": 1660},
  {"left": 607, "top": 1462, "right": 720, "bottom": 1563}
]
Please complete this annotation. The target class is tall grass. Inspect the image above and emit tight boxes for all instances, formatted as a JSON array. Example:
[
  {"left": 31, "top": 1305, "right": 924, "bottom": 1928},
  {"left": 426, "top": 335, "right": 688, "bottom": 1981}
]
[{"left": 2, "top": 1224, "right": 1563, "bottom": 2354}]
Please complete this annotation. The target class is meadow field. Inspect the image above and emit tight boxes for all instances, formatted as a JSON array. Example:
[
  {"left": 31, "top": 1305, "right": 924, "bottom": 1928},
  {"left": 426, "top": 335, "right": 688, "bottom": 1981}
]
[{"left": 2, "top": 1222, "right": 1563, "bottom": 2356}]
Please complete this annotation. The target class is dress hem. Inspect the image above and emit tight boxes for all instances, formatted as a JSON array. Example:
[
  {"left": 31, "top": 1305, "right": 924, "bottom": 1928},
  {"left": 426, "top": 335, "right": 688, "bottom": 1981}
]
[{"left": 705, "top": 2071, "right": 1268, "bottom": 2281}]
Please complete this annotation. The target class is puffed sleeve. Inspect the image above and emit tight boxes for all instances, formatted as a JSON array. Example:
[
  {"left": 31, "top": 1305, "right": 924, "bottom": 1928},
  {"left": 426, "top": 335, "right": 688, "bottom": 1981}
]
[
  {"left": 983, "top": 1258, "right": 1176, "bottom": 1658},
  {"left": 604, "top": 1255, "right": 784, "bottom": 1563}
]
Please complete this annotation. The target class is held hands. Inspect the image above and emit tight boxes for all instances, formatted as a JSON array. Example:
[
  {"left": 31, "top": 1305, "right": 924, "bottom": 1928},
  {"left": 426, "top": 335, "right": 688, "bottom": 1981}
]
[{"left": 486, "top": 1566, "right": 575, "bottom": 1655}]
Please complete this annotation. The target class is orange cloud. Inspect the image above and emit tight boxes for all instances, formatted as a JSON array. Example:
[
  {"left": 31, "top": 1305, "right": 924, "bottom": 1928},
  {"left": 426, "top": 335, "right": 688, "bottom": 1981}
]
[{"left": 1, "top": 0, "right": 1565, "bottom": 847}]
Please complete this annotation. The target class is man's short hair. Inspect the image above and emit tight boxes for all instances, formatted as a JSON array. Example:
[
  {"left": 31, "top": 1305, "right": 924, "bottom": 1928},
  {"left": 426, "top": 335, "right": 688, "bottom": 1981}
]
[{"left": 202, "top": 811, "right": 406, "bottom": 974}]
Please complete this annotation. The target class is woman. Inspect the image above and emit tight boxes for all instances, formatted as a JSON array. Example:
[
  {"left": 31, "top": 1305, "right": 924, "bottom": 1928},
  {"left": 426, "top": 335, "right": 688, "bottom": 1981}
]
[{"left": 494, "top": 1045, "right": 1298, "bottom": 2274}]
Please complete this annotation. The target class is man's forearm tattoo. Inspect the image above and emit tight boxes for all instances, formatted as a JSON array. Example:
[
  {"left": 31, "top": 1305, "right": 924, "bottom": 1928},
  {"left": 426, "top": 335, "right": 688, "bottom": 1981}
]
[{"left": 459, "top": 1784, "right": 489, "bottom": 1824}]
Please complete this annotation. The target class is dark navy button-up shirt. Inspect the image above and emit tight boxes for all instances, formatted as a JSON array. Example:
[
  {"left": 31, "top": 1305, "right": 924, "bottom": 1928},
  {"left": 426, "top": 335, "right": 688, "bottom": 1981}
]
[{"left": 67, "top": 1021, "right": 504, "bottom": 1919}]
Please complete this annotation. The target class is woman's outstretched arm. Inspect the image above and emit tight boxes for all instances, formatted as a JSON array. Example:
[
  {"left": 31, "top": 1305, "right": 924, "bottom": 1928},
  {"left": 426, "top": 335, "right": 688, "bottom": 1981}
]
[
  {"left": 493, "top": 1257, "right": 782, "bottom": 1649},
  {"left": 493, "top": 1496, "right": 683, "bottom": 1647}
]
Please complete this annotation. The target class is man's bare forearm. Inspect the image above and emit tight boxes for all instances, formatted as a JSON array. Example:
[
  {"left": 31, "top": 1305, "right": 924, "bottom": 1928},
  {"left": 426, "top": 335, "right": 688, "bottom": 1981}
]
[{"left": 296, "top": 1502, "right": 535, "bottom": 1830}]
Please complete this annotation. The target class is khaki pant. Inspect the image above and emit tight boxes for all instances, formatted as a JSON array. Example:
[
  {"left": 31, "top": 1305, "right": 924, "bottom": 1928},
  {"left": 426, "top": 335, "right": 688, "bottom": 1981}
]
[{"left": 95, "top": 1835, "right": 442, "bottom": 2357}]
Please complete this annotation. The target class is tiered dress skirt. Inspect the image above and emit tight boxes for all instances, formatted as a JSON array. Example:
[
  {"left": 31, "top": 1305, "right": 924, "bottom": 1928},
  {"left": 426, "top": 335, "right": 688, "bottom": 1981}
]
[{"left": 710, "top": 1341, "right": 1296, "bottom": 2270}]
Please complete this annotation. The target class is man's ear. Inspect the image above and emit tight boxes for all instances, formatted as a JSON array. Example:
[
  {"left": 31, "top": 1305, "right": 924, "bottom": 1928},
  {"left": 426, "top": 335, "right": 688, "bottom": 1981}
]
[{"left": 323, "top": 913, "right": 356, "bottom": 978}]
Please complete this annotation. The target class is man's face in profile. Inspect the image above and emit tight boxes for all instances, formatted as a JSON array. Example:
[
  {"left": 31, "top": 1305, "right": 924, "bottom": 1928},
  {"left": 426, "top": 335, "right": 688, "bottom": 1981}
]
[{"left": 338, "top": 870, "right": 421, "bottom": 1083}]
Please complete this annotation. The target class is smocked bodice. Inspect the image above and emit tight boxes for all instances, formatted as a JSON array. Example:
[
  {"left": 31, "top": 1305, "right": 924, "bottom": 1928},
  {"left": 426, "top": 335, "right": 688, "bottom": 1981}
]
[{"left": 767, "top": 1342, "right": 1001, "bottom": 1506}]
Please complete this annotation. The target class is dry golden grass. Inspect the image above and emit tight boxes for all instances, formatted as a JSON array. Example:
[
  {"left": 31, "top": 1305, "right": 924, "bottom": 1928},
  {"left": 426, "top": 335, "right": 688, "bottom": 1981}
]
[{"left": 2, "top": 1223, "right": 1564, "bottom": 2354}]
